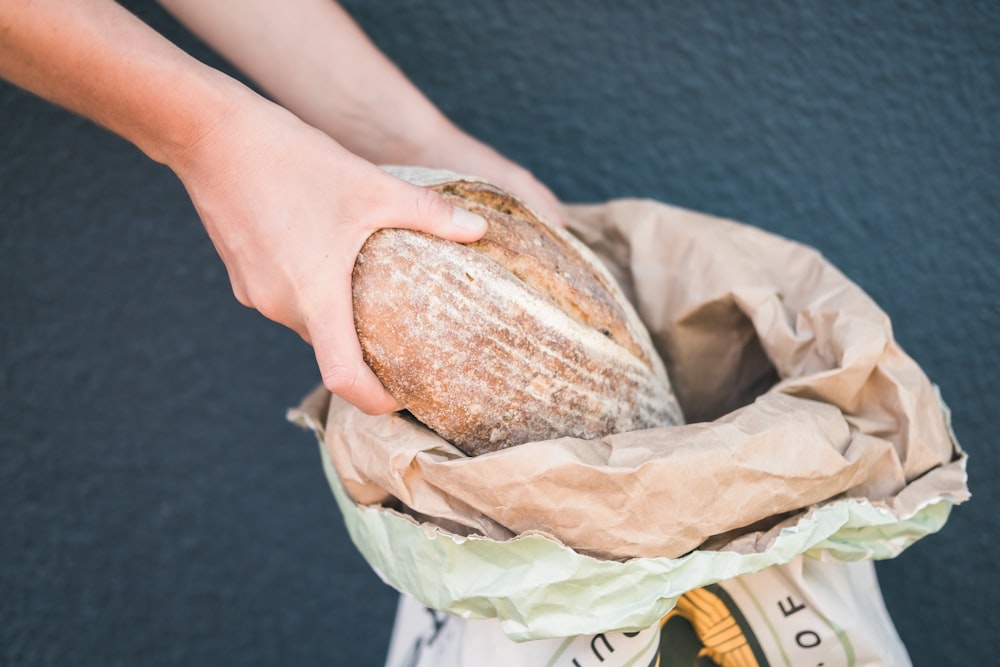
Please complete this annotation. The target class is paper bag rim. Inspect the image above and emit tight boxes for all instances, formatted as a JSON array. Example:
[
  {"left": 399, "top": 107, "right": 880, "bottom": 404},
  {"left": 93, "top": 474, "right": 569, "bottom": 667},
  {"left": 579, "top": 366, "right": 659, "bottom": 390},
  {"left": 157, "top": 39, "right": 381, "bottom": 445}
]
[{"left": 302, "top": 416, "right": 964, "bottom": 641}]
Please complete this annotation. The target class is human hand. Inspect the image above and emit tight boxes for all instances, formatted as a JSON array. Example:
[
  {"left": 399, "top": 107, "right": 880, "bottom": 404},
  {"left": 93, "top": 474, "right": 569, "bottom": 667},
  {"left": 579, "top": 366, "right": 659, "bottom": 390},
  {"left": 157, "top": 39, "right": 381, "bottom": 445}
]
[
  {"left": 171, "top": 95, "right": 487, "bottom": 414},
  {"left": 156, "top": 0, "right": 563, "bottom": 227},
  {"left": 424, "top": 134, "right": 566, "bottom": 227}
]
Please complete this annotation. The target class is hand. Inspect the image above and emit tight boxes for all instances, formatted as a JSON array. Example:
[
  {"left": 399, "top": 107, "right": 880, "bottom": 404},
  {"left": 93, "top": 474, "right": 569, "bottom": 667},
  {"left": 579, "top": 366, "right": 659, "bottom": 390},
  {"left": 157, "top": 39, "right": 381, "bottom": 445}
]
[
  {"left": 172, "top": 97, "right": 487, "bottom": 414},
  {"left": 418, "top": 131, "right": 565, "bottom": 227},
  {"left": 157, "top": 0, "right": 564, "bottom": 224}
]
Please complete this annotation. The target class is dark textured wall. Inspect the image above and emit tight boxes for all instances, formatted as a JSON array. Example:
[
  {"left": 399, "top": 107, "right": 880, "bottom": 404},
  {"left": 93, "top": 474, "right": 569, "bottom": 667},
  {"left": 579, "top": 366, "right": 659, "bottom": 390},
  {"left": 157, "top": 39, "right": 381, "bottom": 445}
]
[{"left": 2, "top": 1, "right": 996, "bottom": 665}]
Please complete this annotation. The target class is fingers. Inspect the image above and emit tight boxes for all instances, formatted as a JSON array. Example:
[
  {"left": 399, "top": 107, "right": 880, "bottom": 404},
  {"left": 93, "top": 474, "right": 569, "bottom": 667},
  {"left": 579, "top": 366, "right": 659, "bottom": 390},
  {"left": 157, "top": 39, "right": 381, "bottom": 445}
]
[
  {"left": 308, "top": 274, "right": 401, "bottom": 415},
  {"left": 486, "top": 167, "right": 565, "bottom": 227},
  {"left": 318, "top": 351, "right": 401, "bottom": 415},
  {"left": 514, "top": 178, "right": 565, "bottom": 227}
]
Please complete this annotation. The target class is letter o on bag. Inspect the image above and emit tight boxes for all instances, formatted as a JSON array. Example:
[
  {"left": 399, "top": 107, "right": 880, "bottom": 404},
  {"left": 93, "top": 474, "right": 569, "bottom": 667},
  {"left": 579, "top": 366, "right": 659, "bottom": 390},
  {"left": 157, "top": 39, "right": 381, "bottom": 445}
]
[{"left": 795, "top": 630, "right": 821, "bottom": 648}]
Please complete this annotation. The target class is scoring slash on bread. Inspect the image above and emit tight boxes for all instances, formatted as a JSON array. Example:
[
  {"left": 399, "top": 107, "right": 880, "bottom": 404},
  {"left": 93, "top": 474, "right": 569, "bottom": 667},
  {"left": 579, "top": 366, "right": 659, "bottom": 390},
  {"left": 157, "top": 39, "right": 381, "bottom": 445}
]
[{"left": 352, "top": 167, "right": 683, "bottom": 456}]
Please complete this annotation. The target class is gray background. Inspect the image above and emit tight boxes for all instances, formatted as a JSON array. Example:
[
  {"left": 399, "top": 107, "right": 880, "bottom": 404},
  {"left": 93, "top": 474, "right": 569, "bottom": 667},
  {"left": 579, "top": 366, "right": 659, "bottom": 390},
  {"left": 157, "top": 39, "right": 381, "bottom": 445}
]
[{"left": 2, "top": 1, "right": 996, "bottom": 664}]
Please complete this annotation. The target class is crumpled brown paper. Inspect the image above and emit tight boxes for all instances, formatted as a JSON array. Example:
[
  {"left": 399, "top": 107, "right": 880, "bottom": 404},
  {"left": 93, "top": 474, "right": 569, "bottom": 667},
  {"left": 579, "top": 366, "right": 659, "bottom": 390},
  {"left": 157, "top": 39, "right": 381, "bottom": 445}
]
[{"left": 313, "top": 198, "right": 966, "bottom": 561}]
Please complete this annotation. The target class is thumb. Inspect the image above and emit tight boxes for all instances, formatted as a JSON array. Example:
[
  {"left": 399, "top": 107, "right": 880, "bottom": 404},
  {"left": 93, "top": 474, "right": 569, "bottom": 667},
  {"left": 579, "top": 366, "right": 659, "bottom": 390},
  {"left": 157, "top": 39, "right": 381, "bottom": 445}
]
[{"left": 380, "top": 180, "right": 488, "bottom": 243}]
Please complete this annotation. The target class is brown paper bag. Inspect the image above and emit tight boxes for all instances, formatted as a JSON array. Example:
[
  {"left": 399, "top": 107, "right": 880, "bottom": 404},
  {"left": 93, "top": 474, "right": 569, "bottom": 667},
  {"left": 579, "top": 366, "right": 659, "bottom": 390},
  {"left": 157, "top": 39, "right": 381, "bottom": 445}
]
[{"left": 313, "top": 198, "right": 966, "bottom": 562}]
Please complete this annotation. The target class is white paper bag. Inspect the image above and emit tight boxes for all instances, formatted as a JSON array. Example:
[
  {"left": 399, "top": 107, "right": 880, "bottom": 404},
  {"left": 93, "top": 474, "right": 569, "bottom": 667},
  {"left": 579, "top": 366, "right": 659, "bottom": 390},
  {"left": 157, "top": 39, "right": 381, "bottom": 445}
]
[{"left": 384, "top": 555, "right": 911, "bottom": 667}]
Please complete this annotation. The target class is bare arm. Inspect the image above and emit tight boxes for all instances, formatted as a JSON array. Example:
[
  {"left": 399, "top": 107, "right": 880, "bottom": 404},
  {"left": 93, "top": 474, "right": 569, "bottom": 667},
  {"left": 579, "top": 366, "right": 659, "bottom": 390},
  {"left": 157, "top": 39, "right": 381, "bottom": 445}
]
[
  {"left": 157, "top": 0, "right": 563, "bottom": 223},
  {"left": 0, "top": 0, "right": 487, "bottom": 414},
  {"left": 0, "top": 0, "right": 235, "bottom": 166},
  {"left": 157, "top": 0, "right": 452, "bottom": 164}
]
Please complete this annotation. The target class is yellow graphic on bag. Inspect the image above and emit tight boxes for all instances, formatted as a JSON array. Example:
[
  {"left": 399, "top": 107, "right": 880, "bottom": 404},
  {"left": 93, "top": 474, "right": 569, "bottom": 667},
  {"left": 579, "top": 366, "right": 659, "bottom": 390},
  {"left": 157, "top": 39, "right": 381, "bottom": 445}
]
[{"left": 652, "top": 584, "right": 768, "bottom": 667}]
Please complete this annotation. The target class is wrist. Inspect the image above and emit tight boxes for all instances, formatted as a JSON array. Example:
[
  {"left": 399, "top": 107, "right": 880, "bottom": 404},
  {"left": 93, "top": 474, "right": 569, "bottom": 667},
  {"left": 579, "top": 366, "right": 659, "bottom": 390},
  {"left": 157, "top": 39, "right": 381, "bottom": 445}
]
[
  {"left": 393, "top": 117, "right": 486, "bottom": 171},
  {"left": 333, "top": 103, "right": 457, "bottom": 168},
  {"left": 137, "top": 67, "right": 253, "bottom": 175}
]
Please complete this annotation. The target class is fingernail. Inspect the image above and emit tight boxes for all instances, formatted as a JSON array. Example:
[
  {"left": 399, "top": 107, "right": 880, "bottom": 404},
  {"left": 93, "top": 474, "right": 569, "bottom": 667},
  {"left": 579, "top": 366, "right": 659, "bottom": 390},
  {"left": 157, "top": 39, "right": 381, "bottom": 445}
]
[{"left": 452, "top": 206, "right": 487, "bottom": 232}]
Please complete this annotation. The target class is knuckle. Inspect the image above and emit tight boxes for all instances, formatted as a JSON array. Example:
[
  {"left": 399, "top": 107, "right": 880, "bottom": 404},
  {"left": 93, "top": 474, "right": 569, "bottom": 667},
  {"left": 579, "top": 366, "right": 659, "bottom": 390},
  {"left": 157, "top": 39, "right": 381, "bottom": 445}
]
[
  {"left": 412, "top": 186, "right": 446, "bottom": 223},
  {"left": 320, "top": 360, "right": 361, "bottom": 396},
  {"left": 230, "top": 282, "right": 254, "bottom": 309}
]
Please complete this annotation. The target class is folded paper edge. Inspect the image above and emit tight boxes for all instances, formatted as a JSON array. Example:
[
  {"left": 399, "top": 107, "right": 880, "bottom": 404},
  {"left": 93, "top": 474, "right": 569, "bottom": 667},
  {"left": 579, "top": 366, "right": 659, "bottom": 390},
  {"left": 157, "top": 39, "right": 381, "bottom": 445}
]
[{"left": 304, "top": 422, "right": 966, "bottom": 641}]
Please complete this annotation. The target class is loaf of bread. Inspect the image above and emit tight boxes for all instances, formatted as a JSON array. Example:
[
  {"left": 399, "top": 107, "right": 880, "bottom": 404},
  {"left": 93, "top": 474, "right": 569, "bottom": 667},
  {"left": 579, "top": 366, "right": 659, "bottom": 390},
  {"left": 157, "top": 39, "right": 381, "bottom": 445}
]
[{"left": 352, "top": 167, "right": 683, "bottom": 456}]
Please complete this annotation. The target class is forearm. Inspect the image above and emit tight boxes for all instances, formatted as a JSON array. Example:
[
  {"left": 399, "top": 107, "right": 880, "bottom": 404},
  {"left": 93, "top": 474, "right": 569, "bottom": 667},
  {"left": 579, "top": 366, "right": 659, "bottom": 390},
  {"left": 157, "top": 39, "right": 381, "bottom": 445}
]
[
  {"left": 157, "top": 0, "right": 454, "bottom": 165},
  {"left": 153, "top": 0, "right": 563, "bottom": 222},
  {"left": 0, "top": 0, "right": 255, "bottom": 171}
]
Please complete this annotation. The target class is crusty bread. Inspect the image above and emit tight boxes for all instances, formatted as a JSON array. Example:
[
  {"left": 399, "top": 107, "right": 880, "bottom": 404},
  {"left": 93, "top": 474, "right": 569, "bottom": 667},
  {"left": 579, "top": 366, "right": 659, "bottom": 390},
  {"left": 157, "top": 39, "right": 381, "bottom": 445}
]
[{"left": 352, "top": 167, "right": 683, "bottom": 456}]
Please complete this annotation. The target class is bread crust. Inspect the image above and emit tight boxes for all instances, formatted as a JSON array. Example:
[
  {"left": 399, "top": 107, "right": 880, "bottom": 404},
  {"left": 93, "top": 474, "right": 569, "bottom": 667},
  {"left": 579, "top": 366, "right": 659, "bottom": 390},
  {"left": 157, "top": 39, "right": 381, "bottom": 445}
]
[{"left": 352, "top": 168, "right": 682, "bottom": 455}]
